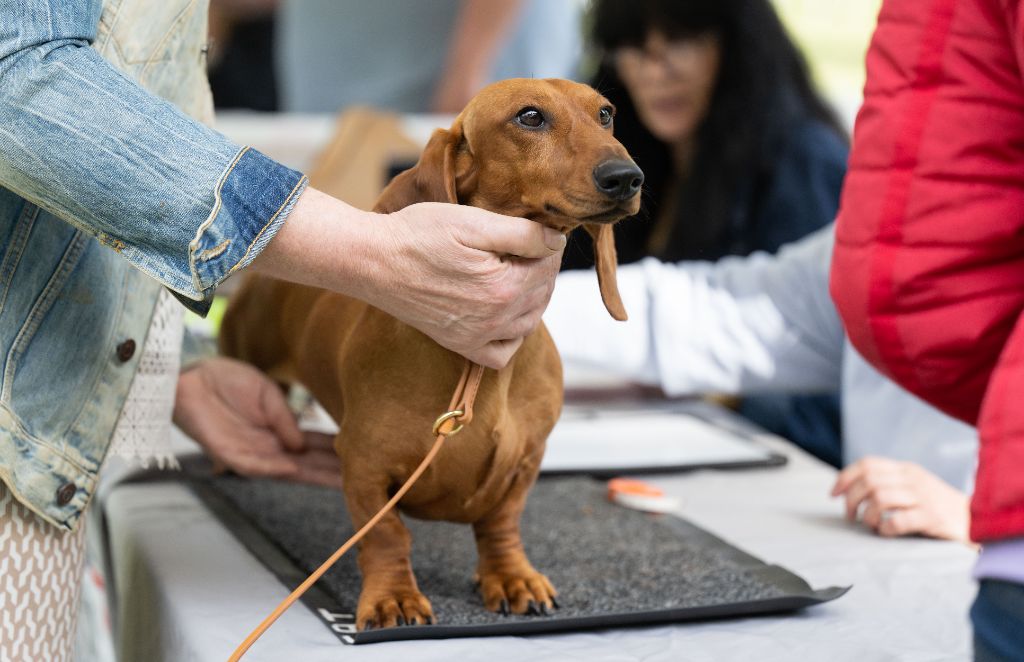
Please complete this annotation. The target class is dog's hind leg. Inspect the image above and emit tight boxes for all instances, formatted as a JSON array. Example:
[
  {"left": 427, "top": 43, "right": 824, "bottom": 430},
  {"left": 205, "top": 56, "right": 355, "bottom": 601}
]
[
  {"left": 472, "top": 468, "right": 558, "bottom": 616},
  {"left": 341, "top": 465, "right": 434, "bottom": 630}
]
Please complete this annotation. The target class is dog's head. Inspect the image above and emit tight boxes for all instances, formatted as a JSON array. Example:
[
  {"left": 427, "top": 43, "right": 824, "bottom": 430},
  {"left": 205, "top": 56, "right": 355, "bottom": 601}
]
[{"left": 375, "top": 78, "right": 643, "bottom": 321}]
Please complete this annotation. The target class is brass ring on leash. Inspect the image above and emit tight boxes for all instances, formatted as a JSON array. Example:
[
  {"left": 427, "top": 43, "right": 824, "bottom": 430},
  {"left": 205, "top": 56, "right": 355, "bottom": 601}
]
[{"left": 432, "top": 409, "right": 465, "bottom": 437}]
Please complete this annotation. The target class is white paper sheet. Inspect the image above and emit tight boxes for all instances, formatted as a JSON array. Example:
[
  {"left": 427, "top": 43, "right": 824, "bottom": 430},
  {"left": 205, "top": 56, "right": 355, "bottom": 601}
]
[{"left": 541, "top": 406, "right": 774, "bottom": 472}]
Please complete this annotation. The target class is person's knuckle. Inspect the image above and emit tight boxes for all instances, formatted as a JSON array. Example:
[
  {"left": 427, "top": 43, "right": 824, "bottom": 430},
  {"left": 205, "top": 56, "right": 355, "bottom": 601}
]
[
  {"left": 520, "top": 314, "right": 542, "bottom": 335},
  {"left": 497, "top": 282, "right": 520, "bottom": 307},
  {"left": 479, "top": 313, "right": 504, "bottom": 338},
  {"left": 890, "top": 513, "right": 911, "bottom": 535},
  {"left": 487, "top": 350, "right": 510, "bottom": 370},
  {"left": 863, "top": 457, "right": 882, "bottom": 471},
  {"left": 481, "top": 270, "right": 515, "bottom": 304}
]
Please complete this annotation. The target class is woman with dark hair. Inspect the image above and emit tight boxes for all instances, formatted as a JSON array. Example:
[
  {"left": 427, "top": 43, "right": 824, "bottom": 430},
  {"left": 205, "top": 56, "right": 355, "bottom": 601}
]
[
  {"left": 562, "top": 0, "right": 850, "bottom": 465},
  {"left": 567, "top": 0, "right": 847, "bottom": 265}
]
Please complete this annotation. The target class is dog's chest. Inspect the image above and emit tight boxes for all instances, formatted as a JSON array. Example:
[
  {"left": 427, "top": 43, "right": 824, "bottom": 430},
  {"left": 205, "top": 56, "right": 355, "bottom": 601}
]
[{"left": 397, "top": 421, "right": 525, "bottom": 522}]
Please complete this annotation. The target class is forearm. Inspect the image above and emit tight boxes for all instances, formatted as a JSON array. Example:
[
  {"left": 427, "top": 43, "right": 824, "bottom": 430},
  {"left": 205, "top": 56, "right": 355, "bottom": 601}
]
[
  {"left": 254, "top": 189, "right": 568, "bottom": 370},
  {"left": 445, "top": 0, "right": 523, "bottom": 72},
  {"left": 249, "top": 187, "right": 383, "bottom": 301},
  {"left": 0, "top": 2, "right": 305, "bottom": 313},
  {"left": 546, "top": 228, "right": 846, "bottom": 395},
  {"left": 432, "top": 0, "right": 524, "bottom": 112}
]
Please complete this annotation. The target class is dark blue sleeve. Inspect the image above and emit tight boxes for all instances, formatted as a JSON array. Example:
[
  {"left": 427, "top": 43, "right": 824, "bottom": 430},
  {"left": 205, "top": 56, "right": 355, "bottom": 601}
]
[
  {"left": 752, "top": 119, "right": 848, "bottom": 253},
  {"left": 740, "top": 119, "right": 848, "bottom": 461}
]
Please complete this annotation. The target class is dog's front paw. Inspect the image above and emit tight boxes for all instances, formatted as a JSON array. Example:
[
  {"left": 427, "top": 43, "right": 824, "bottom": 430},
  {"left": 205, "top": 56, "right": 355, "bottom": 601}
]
[
  {"left": 476, "top": 568, "right": 558, "bottom": 616},
  {"left": 356, "top": 589, "right": 434, "bottom": 630}
]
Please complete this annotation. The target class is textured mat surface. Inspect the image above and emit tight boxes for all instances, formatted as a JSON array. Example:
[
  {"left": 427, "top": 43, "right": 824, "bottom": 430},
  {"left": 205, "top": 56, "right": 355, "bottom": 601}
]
[{"left": 178, "top": 457, "right": 846, "bottom": 644}]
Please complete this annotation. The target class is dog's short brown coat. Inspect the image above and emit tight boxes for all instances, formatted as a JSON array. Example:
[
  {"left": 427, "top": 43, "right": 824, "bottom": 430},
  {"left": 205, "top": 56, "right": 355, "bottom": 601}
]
[{"left": 220, "top": 79, "right": 641, "bottom": 629}]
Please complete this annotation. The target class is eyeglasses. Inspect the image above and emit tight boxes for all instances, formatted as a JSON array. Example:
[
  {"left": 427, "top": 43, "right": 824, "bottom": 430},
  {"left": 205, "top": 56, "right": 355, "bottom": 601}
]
[{"left": 612, "top": 33, "right": 718, "bottom": 76}]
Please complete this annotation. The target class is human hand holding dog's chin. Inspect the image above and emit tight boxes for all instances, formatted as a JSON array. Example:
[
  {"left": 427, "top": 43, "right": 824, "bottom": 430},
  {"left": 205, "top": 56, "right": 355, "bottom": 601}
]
[
  {"left": 368, "top": 202, "right": 566, "bottom": 369},
  {"left": 253, "top": 189, "right": 566, "bottom": 370},
  {"left": 173, "top": 357, "right": 344, "bottom": 489}
]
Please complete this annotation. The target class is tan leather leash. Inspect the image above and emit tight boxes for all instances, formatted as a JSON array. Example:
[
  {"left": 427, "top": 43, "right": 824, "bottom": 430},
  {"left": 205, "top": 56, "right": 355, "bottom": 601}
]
[{"left": 228, "top": 360, "right": 485, "bottom": 661}]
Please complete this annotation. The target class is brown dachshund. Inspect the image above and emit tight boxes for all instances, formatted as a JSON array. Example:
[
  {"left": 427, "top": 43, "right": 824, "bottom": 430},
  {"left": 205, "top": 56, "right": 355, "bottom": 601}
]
[{"left": 219, "top": 78, "right": 643, "bottom": 630}]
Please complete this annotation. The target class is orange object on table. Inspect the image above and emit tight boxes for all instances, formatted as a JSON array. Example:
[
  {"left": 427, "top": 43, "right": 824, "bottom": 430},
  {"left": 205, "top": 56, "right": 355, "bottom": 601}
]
[
  {"left": 606, "top": 478, "right": 682, "bottom": 514},
  {"left": 607, "top": 478, "right": 665, "bottom": 500}
]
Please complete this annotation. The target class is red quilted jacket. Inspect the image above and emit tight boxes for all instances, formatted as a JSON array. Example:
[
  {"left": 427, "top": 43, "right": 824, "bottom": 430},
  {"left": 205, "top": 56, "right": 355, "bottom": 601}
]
[{"left": 831, "top": 0, "right": 1024, "bottom": 542}]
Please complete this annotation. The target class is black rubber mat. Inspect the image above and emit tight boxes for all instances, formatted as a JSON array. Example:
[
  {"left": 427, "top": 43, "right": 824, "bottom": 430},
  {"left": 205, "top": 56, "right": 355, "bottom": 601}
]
[{"left": 172, "top": 456, "right": 847, "bottom": 645}]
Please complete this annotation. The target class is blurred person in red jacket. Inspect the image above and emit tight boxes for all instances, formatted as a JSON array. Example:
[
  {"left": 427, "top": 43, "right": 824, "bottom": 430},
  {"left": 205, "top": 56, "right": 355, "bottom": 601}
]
[{"left": 830, "top": 1, "right": 1024, "bottom": 658}]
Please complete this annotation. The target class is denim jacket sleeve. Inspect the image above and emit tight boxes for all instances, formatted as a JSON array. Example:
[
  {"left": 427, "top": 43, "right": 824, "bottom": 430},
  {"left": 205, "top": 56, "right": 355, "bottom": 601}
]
[{"left": 0, "top": 0, "right": 308, "bottom": 315}]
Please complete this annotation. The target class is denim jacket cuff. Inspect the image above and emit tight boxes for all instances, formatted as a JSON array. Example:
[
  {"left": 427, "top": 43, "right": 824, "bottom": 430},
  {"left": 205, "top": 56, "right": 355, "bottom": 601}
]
[{"left": 175, "top": 147, "right": 308, "bottom": 316}]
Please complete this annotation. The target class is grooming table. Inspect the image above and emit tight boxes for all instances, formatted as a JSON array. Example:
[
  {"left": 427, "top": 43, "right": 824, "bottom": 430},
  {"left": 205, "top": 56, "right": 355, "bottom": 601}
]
[
  {"left": 181, "top": 458, "right": 843, "bottom": 644},
  {"left": 96, "top": 424, "right": 978, "bottom": 661}
]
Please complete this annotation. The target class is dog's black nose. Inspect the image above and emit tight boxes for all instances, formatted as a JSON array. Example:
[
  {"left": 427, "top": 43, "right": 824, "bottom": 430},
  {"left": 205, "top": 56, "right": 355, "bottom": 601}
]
[{"left": 593, "top": 160, "right": 644, "bottom": 201}]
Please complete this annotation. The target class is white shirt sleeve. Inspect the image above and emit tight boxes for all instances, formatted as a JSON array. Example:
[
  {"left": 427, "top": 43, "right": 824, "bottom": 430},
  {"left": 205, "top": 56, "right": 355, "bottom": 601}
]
[{"left": 544, "top": 225, "right": 845, "bottom": 396}]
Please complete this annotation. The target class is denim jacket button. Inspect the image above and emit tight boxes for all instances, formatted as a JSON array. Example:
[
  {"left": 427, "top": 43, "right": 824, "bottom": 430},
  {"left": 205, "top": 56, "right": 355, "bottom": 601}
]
[
  {"left": 116, "top": 339, "right": 137, "bottom": 362},
  {"left": 56, "top": 483, "right": 76, "bottom": 506}
]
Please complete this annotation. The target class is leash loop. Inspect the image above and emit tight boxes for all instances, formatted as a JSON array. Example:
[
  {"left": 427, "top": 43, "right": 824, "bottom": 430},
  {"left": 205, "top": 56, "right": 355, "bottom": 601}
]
[{"left": 432, "top": 409, "right": 466, "bottom": 436}]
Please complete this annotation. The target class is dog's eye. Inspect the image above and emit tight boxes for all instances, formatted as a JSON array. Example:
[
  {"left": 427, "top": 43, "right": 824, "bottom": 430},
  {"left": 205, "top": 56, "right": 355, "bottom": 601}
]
[
  {"left": 599, "top": 106, "right": 614, "bottom": 127},
  {"left": 515, "top": 107, "right": 546, "bottom": 129}
]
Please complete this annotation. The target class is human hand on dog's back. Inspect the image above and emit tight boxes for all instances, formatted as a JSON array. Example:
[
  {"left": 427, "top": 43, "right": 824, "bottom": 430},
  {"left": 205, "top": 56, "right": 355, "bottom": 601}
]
[
  {"left": 253, "top": 188, "right": 566, "bottom": 369},
  {"left": 174, "top": 357, "right": 345, "bottom": 489}
]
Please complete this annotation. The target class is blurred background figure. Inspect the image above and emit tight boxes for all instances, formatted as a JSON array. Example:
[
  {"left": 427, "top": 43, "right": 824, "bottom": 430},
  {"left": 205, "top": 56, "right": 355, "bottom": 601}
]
[
  {"left": 207, "top": 0, "right": 584, "bottom": 114},
  {"left": 565, "top": 0, "right": 849, "bottom": 465},
  {"left": 568, "top": 0, "right": 847, "bottom": 266},
  {"left": 207, "top": 0, "right": 280, "bottom": 111}
]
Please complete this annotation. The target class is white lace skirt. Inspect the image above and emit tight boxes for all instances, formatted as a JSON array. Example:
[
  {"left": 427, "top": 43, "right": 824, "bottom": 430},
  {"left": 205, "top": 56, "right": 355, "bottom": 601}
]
[
  {"left": 108, "top": 288, "right": 184, "bottom": 469},
  {"left": 0, "top": 480, "right": 89, "bottom": 662}
]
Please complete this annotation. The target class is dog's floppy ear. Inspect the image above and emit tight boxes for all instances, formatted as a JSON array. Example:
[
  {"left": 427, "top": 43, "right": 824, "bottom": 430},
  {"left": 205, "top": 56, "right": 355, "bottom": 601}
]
[
  {"left": 374, "top": 123, "right": 463, "bottom": 212},
  {"left": 585, "top": 223, "right": 628, "bottom": 321}
]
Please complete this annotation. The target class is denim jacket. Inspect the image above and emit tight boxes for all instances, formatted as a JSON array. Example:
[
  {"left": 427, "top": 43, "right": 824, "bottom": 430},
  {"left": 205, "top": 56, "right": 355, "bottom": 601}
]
[{"left": 0, "top": 0, "right": 308, "bottom": 530}]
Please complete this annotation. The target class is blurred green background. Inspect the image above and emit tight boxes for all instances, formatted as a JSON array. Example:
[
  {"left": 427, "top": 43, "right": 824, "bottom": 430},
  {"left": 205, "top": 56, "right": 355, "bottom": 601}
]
[{"left": 774, "top": 0, "right": 883, "bottom": 128}]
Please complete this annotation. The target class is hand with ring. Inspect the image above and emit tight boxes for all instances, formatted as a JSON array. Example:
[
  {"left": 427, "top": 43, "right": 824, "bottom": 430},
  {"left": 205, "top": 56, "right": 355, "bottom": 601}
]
[{"left": 831, "top": 456, "right": 970, "bottom": 543}]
